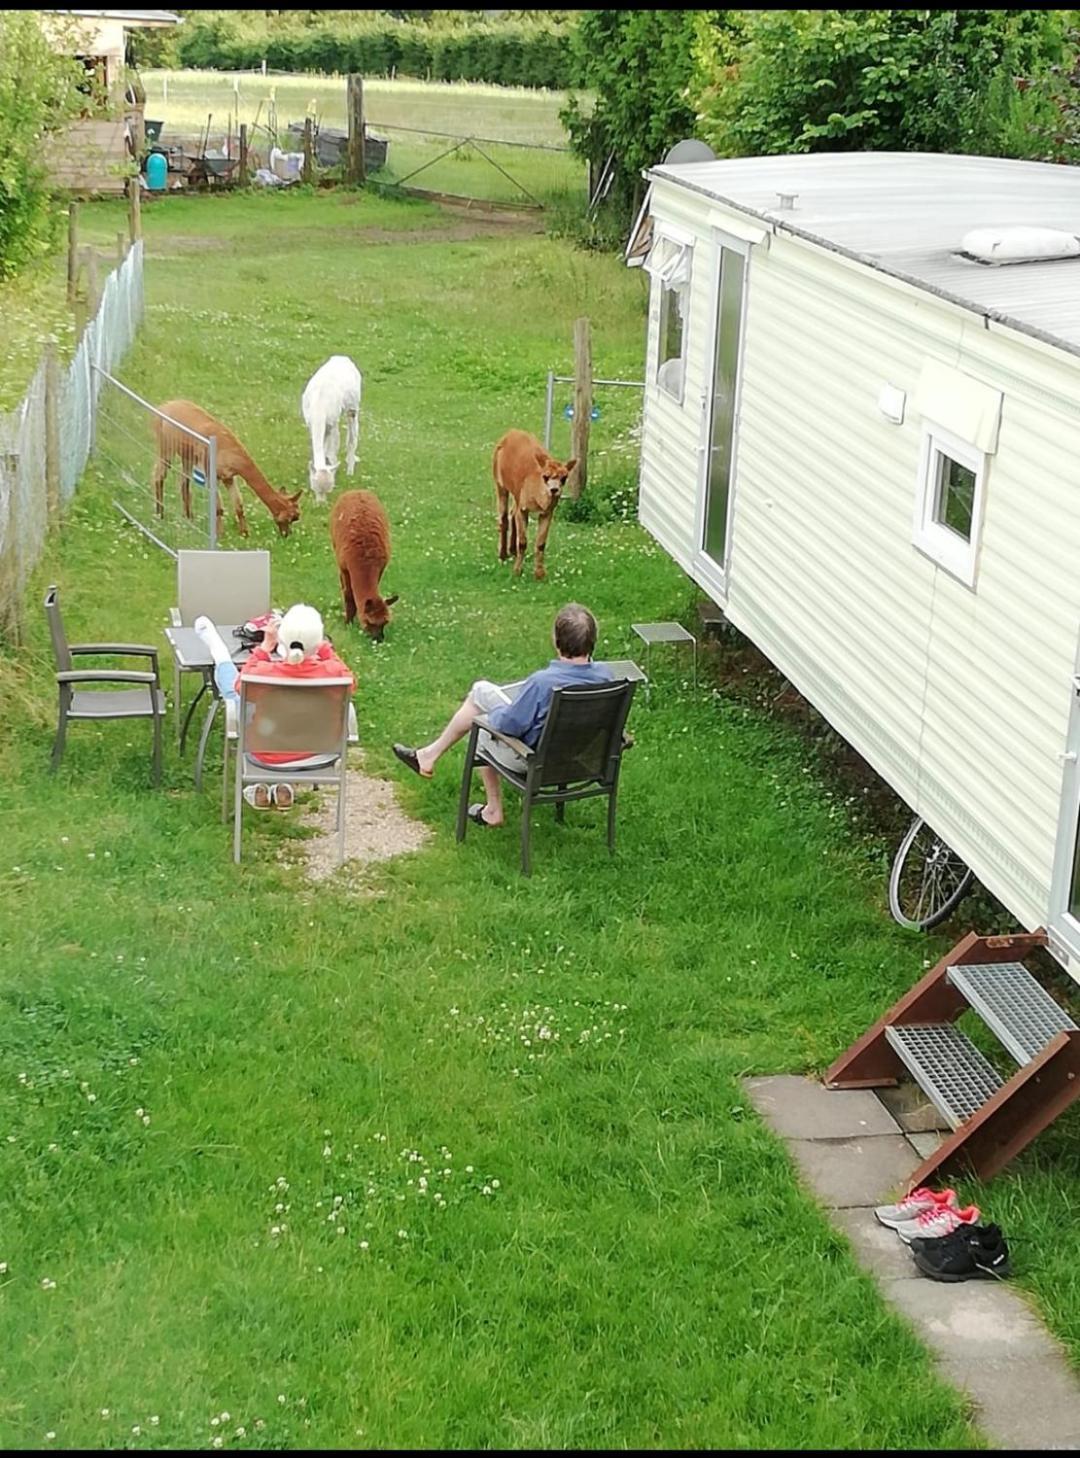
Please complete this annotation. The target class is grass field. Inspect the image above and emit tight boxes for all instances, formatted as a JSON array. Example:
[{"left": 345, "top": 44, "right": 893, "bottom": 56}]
[
  {"left": 143, "top": 70, "right": 585, "bottom": 206},
  {"left": 2, "top": 186, "right": 1079, "bottom": 1449}
]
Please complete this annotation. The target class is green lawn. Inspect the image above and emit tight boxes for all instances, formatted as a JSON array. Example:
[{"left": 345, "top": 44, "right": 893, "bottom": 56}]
[
  {"left": 2, "top": 186, "right": 1078, "bottom": 1450},
  {"left": 143, "top": 70, "right": 585, "bottom": 206}
]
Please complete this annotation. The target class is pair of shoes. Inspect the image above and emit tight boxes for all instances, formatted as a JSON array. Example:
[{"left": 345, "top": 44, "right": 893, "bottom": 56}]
[
  {"left": 467, "top": 802, "right": 499, "bottom": 828},
  {"left": 242, "top": 783, "right": 294, "bottom": 810},
  {"left": 910, "top": 1223, "right": 1012, "bottom": 1282},
  {"left": 393, "top": 743, "right": 432, "bottom": 779},
  {"left": 875, "top": 1186, "right": 981, "bottom": 1244}
]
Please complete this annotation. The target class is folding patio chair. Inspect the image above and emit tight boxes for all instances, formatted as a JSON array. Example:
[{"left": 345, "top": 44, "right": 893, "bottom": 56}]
[
  {"left": 232, "top": 673, "right": 353, "bottom": 865},
  {"left": 456, "top": 678, "right": 638, "bottom": 877},
  {"left": 44, "top": 584, "right": 166, "bottom": 785},
  {"left": 170, "top": 549, "right": 270, "bottom": 741}
]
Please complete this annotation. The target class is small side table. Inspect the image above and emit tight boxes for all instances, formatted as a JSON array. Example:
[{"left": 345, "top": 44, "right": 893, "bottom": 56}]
[{"left": 630, "top": 622, "right": 698, "bottom": 694}]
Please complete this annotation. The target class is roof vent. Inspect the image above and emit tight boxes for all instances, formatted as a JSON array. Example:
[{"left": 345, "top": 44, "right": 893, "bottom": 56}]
[
  {"left": 776, "top": 192, "right": 798, "bottom": 210},
  {"left": 959, "top": 226, "right": 1080, "bottom": 266}
]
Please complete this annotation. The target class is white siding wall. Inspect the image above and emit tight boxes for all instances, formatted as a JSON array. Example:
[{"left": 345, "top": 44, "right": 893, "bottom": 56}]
[
  {"left": 639, "top": 185, "right": 1080, "bottom": 934},
  {"left": 637, "top": 184, "right": 716, "bottom": 572}
]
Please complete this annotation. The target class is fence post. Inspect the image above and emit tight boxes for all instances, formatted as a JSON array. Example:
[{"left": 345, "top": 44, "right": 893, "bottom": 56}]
[
  {"left": 0, "top": 448, "right": 21, "bottom": 645},
  {"left": 239, "top": 123, "right": 249, "bottom": 186},
  {"left": 66, "top": 202, "right": 79, "bottom": 305},
  {"left": 347, "top": 74, "right": 366, "bottom": 186},
  {"left": 45, "top": 344, "right": 61, "bottom": 522},
  {"left": 127, "top": 175, "right": 141, "bottom": 244},
  {"left": 543, "top": 370, "right": 554, "bottom": 451},
  {"left": 569, "top": 317, "right": 592, "bottom": 499},
  {"left": 302, "top": 116, "right": 315, "bottom": 185},
  {"left": 207, "top": 434, "right": 218, "bottom": 549}
]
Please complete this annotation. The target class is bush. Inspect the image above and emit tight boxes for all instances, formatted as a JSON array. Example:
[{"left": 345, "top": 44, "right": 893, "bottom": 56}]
[
  {"left": 175, "top": 15, "right": 576, "bottom": 90},
  {"left": 0, "top": 13, "right": 83, "bottom": 280}
]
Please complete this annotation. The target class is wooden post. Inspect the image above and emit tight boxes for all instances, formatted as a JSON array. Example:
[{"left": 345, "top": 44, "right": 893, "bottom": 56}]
[
  {"left": 44, "top": 344, "right": 61, "bottom": 522},
  {"left": 302, "top": 116, "right": 315, "bottom": 185},
  {"left": 127, "top": 175, "right": 141, "bottom": 243},
  {"left": 568, "top": 316, "right": 592, "bottom": 500},
  {"left": 347, "top": 73, "right": 366, "bottom": 185},
  {"left": 66, "top": 202, "right": 79, "bottom": 305},
  {"left": 239, "top": 123, "right": 249, "bottom": 186}
]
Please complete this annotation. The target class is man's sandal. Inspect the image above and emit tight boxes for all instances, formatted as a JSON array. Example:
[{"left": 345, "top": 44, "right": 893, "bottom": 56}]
[{"left": 467, "top": 803, "right": 499, "bottom": 828}]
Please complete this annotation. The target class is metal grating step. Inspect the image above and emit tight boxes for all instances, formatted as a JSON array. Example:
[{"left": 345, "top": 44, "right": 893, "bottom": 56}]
[
  {"left": 947, "top": 961, "right": 1077, "bottom": 1066},
  {"left": 885, "top": 1023, "right": 1003, "bottom": 1130}
]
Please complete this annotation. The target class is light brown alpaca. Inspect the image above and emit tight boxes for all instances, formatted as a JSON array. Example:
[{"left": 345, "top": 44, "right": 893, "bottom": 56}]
[
  {"left": 493, "top": 429, "right": 577, "bottom": 582},
  {"left": 150, "top": 399, "right": 302, "bottom": 539},
  {"left": 329, "top": 489, "right": 398, "bottom": 641}
]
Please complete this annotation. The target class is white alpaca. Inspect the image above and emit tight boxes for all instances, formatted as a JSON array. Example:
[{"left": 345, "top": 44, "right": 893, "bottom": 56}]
[{"left": 300, "top": 355, "right": 363, "bottom": 505}]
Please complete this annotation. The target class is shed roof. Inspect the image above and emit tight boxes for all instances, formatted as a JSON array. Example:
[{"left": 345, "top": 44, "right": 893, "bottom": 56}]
[
  {"left": 646, "top": 152, "right": 1080, "bottom": 359},
  {"left": 42, "top": 9, "right": 182, "bottom": 25}
]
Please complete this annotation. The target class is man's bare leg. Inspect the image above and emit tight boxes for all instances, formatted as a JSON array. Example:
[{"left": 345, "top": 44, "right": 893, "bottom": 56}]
[
  {"left": 476, "top": 766, "right": 504, "bottom": 826},
  {"left": 415, "top": 695, "right": 482, "bottom": 776}
]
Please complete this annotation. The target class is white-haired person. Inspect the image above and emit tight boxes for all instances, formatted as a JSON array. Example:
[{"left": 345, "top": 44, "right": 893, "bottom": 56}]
[{"left": 235, "top": 603, "right": 355, "bottom": 809}]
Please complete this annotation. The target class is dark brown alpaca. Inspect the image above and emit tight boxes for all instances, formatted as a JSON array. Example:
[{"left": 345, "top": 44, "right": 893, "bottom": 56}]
[
  {"left": 329, "top": 489, "right": 398, "bottom": 641},
  {"left": 151, "top": 399, "right": 302, "bottom": 539}
]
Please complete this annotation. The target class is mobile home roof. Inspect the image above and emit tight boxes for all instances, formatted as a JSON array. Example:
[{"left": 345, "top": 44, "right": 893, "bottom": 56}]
[{"left": 647, "top": 152, "right": 1080, "bottom": 358}]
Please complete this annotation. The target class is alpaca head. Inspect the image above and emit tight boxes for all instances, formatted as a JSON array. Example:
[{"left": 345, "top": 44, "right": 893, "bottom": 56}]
[
  {"left": 360, "top": 593, "right": 399, "bottom": 643},
  {"left": 535, "top": 448, "right": 577, "bottom": 507},
  {"left": 278, "top": 603, "right": 324, "bottom": 665},
  {"left": 309, "top": 463, "right": 335, "bottom": 504},
  {"left": 274, "top": 490, "right": 303, "bottom": 537}
]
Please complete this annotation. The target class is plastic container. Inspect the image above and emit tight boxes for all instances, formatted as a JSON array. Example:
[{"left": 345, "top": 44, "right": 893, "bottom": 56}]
[{"left": 146, "top": 151, "right": 167, "bottom": 191}]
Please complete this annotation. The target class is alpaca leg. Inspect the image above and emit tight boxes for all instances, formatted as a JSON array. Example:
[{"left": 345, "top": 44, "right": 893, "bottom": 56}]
[
  {"left": 513, "top": 508, "right": 528, "bottom": 578},
  {"left": 227, "top": 477, "right": 249, "bottom": 538},
  {"left": 497, "top": 485, "right": 510, "bottom": 561},
  {"left": 325, "top": 420, "right": 338, "bottom": 474},
  {"left": 345, "top": 410, "right": 358, "bottom": 476},
  {"left": 534, "top": 507, "right": 554, "bottom": 582},
  {"left": 339, "top": 566, "right": 356, "bottom": 624},
  {"left": 152, "top": 454, "right": 168, "bottom": 519}
]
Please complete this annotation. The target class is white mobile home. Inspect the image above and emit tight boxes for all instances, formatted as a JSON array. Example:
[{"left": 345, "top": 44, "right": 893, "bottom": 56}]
[{"left": 628, "top": 151, "right": 1080, "bottom": 981}]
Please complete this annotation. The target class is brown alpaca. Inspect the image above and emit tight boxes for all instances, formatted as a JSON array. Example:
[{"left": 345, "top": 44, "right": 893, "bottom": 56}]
[
  {"left": 329, "top": 489, "right": 398, "bottom": 641},
  {"left": 150, "top": 399, "right": 302, "bottom": 539},
  {"left": 493, "top": 429, "right": 577, "bottom": 582}
]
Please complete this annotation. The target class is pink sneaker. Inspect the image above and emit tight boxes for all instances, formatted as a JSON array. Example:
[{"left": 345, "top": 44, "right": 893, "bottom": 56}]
[
  {"left": 874, "top": 1186, "right": 957, "bottom": 1231},
  {"left": 894, "top": 1202, "right": 980, "bottom": 1245}
]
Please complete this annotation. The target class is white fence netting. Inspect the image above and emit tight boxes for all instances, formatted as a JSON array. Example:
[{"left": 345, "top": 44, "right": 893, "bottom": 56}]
[{"left": 0, "top": 239, "right": 144, "bottom": 630}]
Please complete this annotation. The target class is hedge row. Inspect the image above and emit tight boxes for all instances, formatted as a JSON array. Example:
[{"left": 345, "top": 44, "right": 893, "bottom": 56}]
[{"left": 177, "top": 19, "right": 576, "bottom": 91}]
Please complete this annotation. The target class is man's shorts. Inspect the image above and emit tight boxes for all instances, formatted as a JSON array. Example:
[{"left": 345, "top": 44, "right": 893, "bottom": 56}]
[{"left": 471, "top": 679, "right": 529, "bottom": 774}]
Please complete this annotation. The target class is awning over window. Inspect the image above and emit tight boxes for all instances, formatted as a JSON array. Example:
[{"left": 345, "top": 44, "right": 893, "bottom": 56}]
[
  {"left": 625, "top": 189, "right": 653, "bottom": 268},
  {"left": 913, "top": 360, "right": 1003, "bottom": 454},
  {"left": 645, "top": 234, "right": 692, "bottom": 291}
]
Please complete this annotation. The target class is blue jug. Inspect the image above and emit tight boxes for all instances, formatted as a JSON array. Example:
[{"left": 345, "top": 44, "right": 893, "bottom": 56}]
[{"left": 146, "top": 152, "right": 167, "bottom": 191}]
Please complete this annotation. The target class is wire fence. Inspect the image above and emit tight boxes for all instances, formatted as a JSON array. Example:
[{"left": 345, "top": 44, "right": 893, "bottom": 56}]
[{"left": 0, "top": 240, "right": 144, "bottom": 639}]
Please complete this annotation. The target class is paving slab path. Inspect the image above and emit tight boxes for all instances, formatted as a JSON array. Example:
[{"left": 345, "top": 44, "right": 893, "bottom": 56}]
[{"left": 745, "top": 1075, "right": 1080, "bottom": 1451}]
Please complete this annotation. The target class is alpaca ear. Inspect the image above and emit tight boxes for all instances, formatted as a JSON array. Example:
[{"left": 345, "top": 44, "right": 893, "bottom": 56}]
[
  {"left": 563, "top": 458, "right": 578, "bottom": 477},
  {"left": 534, "top": 449, "right": 550, "bottom": 470},
  {"left": 288, "top": 490, "right": 302, "bottom": 503},
  {"left": 384, "top": 594, "right": 400, "bottom": 607}
]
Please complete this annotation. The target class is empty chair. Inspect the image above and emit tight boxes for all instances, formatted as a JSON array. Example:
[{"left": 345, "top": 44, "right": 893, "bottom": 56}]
[
  {"left": 44, "top": 584, "right": 166, "bottom": 784},
  {"left": 457, "top": 678, "right": 637, "bottom": 876},
  {"left": 170, "top": 549, "right": 270, "bottom": 738},
  {"left": 232, "top": 673, "right": 353, "bottom": 864}
]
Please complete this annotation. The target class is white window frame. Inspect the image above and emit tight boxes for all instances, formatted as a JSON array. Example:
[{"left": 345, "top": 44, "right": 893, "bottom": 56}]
[
  {"left": 912, "top": 424, "right": 988, "bottom": 588},
  {"left": 647, "top": 229, "right": 693, "bottom": 406}
]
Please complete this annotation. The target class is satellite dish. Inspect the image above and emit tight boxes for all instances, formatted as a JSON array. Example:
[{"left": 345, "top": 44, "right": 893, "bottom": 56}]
[{"left": 663, "top": 138, "right": 717, "bottom": 165}]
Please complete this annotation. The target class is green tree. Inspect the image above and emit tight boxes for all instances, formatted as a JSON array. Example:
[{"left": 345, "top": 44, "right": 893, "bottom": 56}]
[
  {"left": 0, "top": 13, "right": 83, "bottom": 280},
  {"left": 693, "top": 9, "right": 1066, "bottom": 160},
  {"left": 561, "top": 9, "right": 725, "bottom": 227}
]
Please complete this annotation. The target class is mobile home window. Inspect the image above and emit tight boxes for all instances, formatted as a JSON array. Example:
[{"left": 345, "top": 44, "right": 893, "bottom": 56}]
[
  {"left": 647, "top": 235, "right": 692, "bottom": 403},
  {"left": 913, "top": 428, "right": 987, "bottom": 587}
]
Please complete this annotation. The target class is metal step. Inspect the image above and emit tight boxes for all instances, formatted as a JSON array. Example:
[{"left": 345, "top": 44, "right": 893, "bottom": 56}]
[
  {"left": 885, "top": 1023, "right": 1003, "bottom": 1130},
  {"left": 947, "top": 961, "right": 1077, "bottom": 1065}
]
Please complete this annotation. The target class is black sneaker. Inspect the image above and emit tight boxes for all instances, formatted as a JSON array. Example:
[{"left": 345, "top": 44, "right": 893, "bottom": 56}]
[{"left": 911, "top": 1222, "right": 1012, "bottom": 1282}]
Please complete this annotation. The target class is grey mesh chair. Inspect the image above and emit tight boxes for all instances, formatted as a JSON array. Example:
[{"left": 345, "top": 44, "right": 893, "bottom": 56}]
[
  {"left": 233, "top": 673, "right": 353, "bottom": 864},
  {"left": 45, "top": 584, "right": 166, "bottom": 784},
  {"left": 457, "top": 678, "right": 637, "bottom": 876},
  {"left": 170, "top": 549, "right": 270, "bottom": 740}
]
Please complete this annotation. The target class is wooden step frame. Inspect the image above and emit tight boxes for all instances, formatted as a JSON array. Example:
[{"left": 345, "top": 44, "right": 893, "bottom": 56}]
[{"left": 825, "top": 929, "right": 1080, "bottom": 1187}]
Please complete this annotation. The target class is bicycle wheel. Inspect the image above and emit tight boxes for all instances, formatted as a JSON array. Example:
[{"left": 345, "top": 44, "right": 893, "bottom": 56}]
[{"left": 888, "top": 814, "right": 974, "bottom": 931}]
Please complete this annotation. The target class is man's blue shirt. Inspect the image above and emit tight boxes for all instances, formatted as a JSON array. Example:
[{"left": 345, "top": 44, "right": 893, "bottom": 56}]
[{"left": 487, "top": 660, "right": 613, "bottom": 748}]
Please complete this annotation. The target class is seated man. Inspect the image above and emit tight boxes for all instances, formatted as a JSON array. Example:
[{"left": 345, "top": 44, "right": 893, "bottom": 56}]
[{"left": 392, "top": 602, "right": 612, "bottom": 828}]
